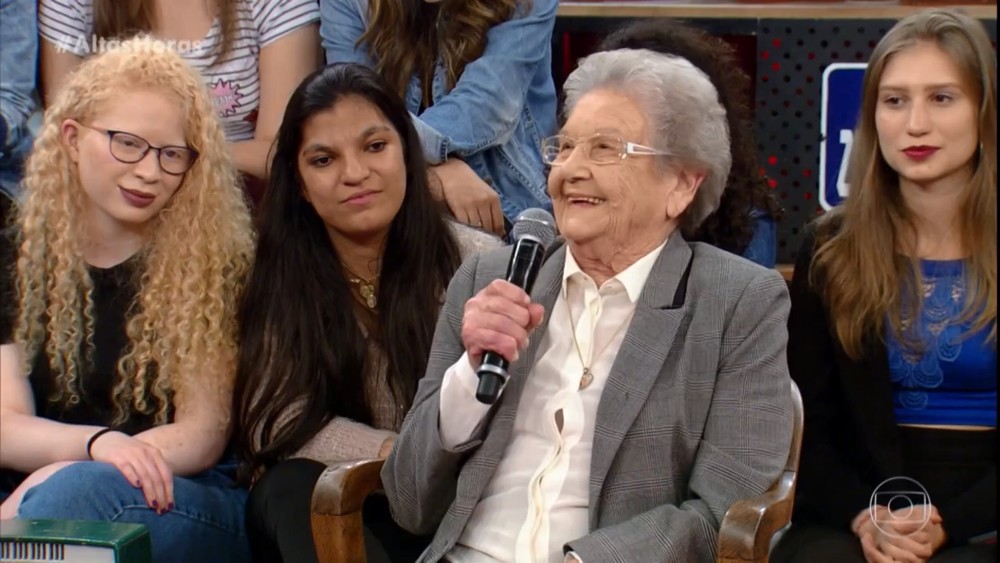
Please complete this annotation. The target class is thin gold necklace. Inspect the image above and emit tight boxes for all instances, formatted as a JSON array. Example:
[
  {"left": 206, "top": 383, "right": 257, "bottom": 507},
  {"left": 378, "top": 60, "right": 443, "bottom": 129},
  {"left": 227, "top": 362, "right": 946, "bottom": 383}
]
[
  {"left": 564, "top": 291, "right": 635, "bottom": 390},
  {"left": 344, "top": 266, "right": 379, "bottom": 309}
]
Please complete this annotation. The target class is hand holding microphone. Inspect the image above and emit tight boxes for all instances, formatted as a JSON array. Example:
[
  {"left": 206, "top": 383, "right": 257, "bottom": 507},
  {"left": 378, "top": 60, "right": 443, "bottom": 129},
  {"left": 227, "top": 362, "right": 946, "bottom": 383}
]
[
  {"left": 462, "top": 281, "right": 545, "bottom": 369},
  {"left": 462, "top": 209, "right": 556, "bottom": 404}
]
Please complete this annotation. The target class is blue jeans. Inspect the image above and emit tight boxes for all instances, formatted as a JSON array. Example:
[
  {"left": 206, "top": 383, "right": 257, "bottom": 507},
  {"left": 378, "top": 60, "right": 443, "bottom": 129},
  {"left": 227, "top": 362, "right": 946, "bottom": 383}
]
[{"left": 17, "top": 461, "right": 250, "bottom": 563}]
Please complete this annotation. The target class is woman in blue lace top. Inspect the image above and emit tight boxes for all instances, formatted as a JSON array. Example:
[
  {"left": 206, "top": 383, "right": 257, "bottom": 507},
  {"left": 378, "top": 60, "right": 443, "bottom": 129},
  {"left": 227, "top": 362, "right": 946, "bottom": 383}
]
[{"left": 775, "top": 9, "right": 996, "bottom": 563}]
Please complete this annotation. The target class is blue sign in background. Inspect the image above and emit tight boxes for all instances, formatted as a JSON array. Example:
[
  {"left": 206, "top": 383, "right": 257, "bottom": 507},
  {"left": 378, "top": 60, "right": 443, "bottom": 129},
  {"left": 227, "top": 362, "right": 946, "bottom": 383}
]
[{"left": 819, "top": 63, "right": 868, "bottom": 210}]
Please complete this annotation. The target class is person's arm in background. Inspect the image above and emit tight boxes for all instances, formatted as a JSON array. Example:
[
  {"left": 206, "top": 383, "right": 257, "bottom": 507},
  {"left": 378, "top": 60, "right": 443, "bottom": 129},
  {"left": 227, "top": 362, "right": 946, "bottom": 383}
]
[
  {"left": 410, "top": 0, "right": 557, "bottom": 235},
  {"left": 408, "top": 0, "right": 558, "bottom": 164},
  {"left": 37, "top": 0, "right": 89, "bottom": 107},
  {"left": 0, "top": 0, "right": 38, "bottom": 151},
  {"left": 230, "top": 0, "right": 320, "bottom": 179},
  {"left": 318, "top": 0, "right": 370, "bottom": 66}
]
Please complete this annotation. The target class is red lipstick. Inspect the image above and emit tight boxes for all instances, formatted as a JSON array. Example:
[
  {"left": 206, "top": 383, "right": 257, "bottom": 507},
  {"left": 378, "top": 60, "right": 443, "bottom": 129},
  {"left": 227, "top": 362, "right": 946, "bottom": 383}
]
[
  {"left": 120, "top": 187, "right": 155, "bottom": 208},
  {"left": 902, "top": 146, "right": 939, "bottom": 161}
]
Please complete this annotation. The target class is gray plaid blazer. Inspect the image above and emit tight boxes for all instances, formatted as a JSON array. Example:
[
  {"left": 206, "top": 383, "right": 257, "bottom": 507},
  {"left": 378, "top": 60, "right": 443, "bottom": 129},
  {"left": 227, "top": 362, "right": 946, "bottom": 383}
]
[{"left": 382, "top": 233, "right": 794, "bottom": 562}]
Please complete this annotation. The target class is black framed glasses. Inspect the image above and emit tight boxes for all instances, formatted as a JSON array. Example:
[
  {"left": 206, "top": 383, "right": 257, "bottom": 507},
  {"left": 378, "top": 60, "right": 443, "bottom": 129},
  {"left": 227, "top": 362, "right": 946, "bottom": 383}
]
[{"left": 81, "top": 124, "right": 199, "bottom": 176}]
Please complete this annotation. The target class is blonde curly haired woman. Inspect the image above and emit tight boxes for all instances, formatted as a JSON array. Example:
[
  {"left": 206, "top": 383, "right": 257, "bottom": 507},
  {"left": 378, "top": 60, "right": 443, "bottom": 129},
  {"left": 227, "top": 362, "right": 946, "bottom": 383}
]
[{"left": 0, "top": 36, "right": 255, "bottom": 563}]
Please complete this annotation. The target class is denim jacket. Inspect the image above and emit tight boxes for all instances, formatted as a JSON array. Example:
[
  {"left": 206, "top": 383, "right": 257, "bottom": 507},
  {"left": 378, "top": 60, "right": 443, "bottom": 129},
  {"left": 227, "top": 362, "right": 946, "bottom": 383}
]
[
  {"left": 0, "top": 0, "right": 38, "bottom": 201},
  {"left": 321, "top": 0, "right": 558, "bottom": 222}
]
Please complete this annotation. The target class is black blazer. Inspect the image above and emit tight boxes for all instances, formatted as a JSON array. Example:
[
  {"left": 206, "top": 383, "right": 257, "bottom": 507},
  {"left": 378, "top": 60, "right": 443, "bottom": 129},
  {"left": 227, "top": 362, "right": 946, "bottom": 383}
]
[{"left": 787, "top": 226, "right": 996, "bottom": 545}]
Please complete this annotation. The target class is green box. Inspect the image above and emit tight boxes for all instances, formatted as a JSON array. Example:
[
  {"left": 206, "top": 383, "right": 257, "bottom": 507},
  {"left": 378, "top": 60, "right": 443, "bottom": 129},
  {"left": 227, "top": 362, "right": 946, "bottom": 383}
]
[{"left": 0, "top": 519, "right": 152, "bottom": 563}]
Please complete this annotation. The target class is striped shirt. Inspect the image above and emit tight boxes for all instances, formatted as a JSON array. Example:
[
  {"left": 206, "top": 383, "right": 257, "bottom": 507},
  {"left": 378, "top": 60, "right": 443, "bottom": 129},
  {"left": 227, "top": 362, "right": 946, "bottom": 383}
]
[{"left": 40, "top": 0, "right": 320, "bottom": 142}]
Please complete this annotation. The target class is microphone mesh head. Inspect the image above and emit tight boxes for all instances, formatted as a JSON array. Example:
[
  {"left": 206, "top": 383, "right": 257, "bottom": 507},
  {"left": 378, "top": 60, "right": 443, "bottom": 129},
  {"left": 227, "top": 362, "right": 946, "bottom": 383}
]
[{"left": 511, "top": 208, "right": 557, "bottom": 249}]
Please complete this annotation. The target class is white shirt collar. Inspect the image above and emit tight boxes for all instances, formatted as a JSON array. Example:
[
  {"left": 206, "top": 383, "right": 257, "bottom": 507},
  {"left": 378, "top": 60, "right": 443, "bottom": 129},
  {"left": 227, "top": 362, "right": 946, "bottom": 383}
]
[{"left": 561, "top": 236, "right": 670, "bottom": 303}]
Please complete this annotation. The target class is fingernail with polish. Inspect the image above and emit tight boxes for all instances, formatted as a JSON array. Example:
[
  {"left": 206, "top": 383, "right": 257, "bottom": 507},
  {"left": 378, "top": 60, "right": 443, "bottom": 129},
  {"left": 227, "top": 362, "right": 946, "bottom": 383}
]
[{"left": 168, "top": 503, "right": 175, "bottom": 510}]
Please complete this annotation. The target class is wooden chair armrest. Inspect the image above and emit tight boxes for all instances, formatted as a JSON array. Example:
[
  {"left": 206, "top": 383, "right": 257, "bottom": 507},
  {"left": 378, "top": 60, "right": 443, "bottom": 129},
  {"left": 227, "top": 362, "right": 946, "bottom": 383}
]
[
  {"left": 716, "top": 471, "right": 796, "bottom": 563},
  {"left": 311, "top": 458, "right": 385, "bottom": 563},
  {"left": 776, "top": 263, "right": 794, "bottom": 282}
]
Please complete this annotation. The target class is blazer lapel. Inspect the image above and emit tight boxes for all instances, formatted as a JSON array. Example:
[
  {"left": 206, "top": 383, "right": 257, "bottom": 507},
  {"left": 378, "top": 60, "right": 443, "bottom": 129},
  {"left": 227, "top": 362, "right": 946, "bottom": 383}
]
[{"left": 589, "top": 235, "right": 694, "bottom": 526}]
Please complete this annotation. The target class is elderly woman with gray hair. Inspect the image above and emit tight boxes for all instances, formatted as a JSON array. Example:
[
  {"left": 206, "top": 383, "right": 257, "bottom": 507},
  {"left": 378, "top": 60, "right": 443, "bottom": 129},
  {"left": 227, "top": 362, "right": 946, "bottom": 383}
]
[{"left": 381, "top": 48, "right": 794, "bottom": 563}]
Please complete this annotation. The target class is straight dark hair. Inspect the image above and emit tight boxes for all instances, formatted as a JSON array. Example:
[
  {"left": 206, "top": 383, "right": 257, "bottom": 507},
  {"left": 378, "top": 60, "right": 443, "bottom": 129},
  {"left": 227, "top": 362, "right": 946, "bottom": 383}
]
[{"left": 231, "top": 63, "right": 462, "bottom": 483}]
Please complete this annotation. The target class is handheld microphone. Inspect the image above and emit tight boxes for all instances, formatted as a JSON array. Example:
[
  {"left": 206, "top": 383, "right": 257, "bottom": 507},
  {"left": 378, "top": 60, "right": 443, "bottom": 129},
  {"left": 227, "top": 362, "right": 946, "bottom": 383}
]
[{"left": 475, "top": 208, "right": 557, "bottom": 405}]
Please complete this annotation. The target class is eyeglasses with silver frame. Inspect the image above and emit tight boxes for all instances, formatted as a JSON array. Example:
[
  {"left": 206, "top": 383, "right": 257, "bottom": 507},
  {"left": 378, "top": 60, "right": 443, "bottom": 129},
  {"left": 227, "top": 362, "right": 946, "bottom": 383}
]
[{"left": 541, "top": 133, "right": 674, "bottom": 166}]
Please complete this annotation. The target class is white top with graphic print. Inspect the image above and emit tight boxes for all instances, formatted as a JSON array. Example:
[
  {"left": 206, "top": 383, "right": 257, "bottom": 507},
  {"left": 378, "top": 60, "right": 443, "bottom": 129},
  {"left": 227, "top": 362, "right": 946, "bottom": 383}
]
[{"left": 40, "top": 0, "right": 320, "bottom": 142}]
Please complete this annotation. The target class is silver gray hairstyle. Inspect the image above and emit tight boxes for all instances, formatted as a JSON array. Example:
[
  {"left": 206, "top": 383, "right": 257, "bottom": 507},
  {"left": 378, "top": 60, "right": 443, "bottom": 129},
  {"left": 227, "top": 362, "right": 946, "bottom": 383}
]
[{"left": 562, "top": 48, "right": 732, "bottom": 230}]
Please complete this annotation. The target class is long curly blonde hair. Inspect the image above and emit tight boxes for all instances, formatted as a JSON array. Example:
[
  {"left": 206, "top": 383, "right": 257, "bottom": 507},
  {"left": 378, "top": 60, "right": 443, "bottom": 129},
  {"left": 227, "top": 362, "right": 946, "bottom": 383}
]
[{"left": 12, "top": 35, "right": 256, "bottom": 427}]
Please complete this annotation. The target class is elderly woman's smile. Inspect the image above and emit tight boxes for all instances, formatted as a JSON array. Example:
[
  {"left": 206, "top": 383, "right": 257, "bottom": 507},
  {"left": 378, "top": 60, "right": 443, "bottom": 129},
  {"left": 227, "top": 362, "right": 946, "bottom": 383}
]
[{"left": 566, "top": 194, "right": 607, "bottom": 206}]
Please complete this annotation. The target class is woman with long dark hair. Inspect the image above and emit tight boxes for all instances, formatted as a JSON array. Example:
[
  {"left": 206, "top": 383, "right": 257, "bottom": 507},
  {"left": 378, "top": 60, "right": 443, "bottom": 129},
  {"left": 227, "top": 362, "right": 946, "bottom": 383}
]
[
  {"left": 321, "top": 0, "right": 559, "bottom": 237},
  {"left": 233, "top": 63, "right": 501, "bottom": 563}
]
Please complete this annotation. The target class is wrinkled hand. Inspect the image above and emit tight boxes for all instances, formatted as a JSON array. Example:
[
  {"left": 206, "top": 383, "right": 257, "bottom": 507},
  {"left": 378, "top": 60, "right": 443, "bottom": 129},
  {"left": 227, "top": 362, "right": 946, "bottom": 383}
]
[
  {"left": 429, "top": 159, "right": 505, "bottom": 237},
  {"left": 89, "top": 430, "right": 174, "bottom": 514},
  {"left": 462, "top": 280, "right": 545, "bottom": 369},
  {"left": 856, "top": 505, "right": 943, "bottom": 563}
]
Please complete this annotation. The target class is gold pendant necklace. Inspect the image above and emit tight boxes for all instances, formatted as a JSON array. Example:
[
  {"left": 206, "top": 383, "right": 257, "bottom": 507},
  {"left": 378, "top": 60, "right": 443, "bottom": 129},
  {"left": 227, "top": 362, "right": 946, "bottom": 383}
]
[
  {"left": 565, "top": 295, "right": 635, "bottom": 390},
  {"left": 345, "top": 266, "right": 379, "bottom": 309},
  {"left": 353, "top": 278, "right": 378, "bottom": 309}
]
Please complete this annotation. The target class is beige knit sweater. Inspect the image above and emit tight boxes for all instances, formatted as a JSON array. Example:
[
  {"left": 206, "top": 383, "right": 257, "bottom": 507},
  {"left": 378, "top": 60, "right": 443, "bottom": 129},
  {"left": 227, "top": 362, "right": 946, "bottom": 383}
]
[{"left": 290, "top": 222, "right": 503, "bottom": 466}]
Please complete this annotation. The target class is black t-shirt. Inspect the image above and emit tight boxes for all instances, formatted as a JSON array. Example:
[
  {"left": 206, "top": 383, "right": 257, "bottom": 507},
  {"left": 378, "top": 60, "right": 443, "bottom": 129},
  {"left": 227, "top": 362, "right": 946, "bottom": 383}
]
[{"left": 0, "top": 231, "right": 164, "bottom": 436}]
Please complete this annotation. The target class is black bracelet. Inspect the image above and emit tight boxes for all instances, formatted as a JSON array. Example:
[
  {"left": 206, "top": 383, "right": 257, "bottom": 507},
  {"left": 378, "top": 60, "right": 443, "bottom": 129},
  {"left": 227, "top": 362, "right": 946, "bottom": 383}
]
[{"left": 86, "top": 427, "right": 115, "bottom": 460}]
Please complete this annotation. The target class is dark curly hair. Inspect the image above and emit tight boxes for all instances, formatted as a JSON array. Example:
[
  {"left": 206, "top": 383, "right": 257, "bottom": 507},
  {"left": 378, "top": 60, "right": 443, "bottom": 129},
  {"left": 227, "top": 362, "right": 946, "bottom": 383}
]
[{"left": 600, "top": 18, "right": 783, "bottom": 256}]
